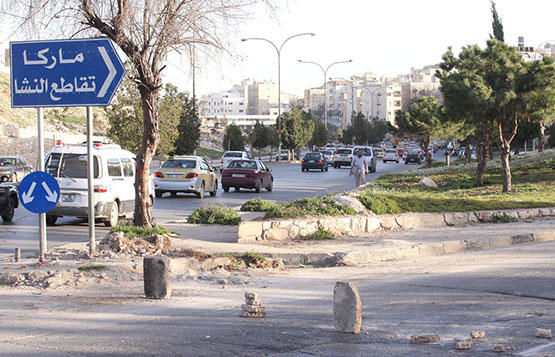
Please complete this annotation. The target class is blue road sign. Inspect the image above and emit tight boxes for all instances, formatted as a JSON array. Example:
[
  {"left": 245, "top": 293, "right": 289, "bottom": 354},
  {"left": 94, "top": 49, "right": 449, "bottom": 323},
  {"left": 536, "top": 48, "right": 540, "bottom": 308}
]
[
  {"left": 10, "top": 38, "right": 125, "bottom": 108},
  {"left": 18, "top": 171, "right": 60, "bottom": 214}
]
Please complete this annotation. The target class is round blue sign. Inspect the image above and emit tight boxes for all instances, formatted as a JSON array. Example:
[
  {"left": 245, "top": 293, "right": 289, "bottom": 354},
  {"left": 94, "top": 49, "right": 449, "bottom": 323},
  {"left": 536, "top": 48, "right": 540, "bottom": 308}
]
[{"left": 18, "top": 171, "right": 60, "bottom": 214}]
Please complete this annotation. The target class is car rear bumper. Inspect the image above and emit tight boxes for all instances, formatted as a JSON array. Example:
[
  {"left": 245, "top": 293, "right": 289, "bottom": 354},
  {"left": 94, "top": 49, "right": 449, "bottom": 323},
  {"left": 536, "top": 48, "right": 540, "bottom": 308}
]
[
  {"left": 302, "top": 163, "right": 326, "bottom": 169},
  {"left": 48, "top": 201, "right": 114, "bottom": 219},
  {"left": 154, "top": 177, "right": 201, "bottom": 192},
  {"left": 221, "top": 177, "right": 257, "bottom": 188}
]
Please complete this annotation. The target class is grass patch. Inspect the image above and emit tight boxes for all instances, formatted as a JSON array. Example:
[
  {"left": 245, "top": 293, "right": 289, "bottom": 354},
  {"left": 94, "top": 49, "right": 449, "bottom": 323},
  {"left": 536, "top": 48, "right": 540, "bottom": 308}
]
[
  {"left": 357, "top": 150, "right": 555, "bottom": 214},
  {"left": 110, "top": 224, "right": 172, "bottom": 238},
  {"left": 188, "top": 205, "right": 241, "bottom": 225},
  {"left": 299, "top": 228, "right": 335, "bottom": 240},
  {"left": 240, "top": 198, "right": 277, "bottom": 212},
  {"left": 264, "top": 196, "right": 357, "bottom": 219},
  {"left": 78, "top": 265, "right": 108, "bottom": 272},
  {"left": 195, "top": 147, "right": 224, "bottom": 160}
]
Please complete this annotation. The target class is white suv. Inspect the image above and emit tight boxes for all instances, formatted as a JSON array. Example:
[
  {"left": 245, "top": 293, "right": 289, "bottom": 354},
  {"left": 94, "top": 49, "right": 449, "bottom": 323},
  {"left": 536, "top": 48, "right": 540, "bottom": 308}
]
[
  {"left": 220, "top": 151, "right": 251, "bottom": 173},
  {"left": 44, "top": 142, "right": 153, "bottom": 227}
]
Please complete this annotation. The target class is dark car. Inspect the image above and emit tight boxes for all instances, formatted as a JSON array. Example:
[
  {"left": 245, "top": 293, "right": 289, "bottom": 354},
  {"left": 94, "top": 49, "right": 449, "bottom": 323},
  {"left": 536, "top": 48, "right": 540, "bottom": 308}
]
[
  {"left": 221, "top": 160, "right": 273, "bottom": 193},
  {"left": 0, "top": 183, "right": 18, "bottom": 222},
  {"left": 405, "top": 150, "right": 422, "bottom": 165},
  {"left": 0, "top": 156, "right": 33, "bottom": 183},
  {"left": 301, "top": 152, "right": 328, "bottom": 172}
]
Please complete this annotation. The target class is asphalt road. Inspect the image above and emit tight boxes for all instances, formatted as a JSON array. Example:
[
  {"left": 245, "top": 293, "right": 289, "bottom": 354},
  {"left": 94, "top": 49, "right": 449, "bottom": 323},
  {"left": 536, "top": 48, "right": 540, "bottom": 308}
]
[
  {"left": 0, "top": 158, "right": 424, "bottom": 259},
  {"left": 1, "top": 239, "right": 553, "bottom": 356}
]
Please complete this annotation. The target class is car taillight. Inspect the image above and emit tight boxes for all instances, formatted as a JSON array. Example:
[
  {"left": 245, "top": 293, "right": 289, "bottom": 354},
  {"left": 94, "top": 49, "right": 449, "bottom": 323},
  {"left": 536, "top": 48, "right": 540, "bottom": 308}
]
[
  {"left": 154, "top": 171, "right": 164, "bottom": 178},
  {"left": 301, "top": 159, "right": 305, "bottom": 162},
  {"left": 185, "top": 172, "right": 198, "bottom": 179},
  {"left": 220, "top": 159, "right": 223, "bottom": 163},
  {"left": 318, "top": 159, "right": 323, "bottom": 163},
  {"left": 94, "top": 185, "right": 108, "bottom": 193}
]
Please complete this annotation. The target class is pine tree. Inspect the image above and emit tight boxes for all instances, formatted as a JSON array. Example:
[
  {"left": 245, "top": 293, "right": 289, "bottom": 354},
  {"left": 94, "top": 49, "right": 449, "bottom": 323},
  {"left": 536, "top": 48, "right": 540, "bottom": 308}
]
[
  {"left": 174, "top": 96, "right": 200, "bottom": 155},
  {"left": 490, "top": 1, "right": 504, "bottom": 42}
]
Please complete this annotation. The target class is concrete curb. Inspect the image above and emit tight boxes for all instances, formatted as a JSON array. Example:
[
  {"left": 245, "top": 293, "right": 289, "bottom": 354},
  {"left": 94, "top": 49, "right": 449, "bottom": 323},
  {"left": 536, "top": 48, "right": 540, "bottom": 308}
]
[{"left": 267, "top": 231, "right": 555, "bottom": 267}]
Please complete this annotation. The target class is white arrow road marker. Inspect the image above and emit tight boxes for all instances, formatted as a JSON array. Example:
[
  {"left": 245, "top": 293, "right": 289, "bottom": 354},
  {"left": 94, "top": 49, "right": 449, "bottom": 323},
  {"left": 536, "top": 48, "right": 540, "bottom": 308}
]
[
  {"left": 42, "top": 181, "right": 58, "bottom": 203},
  {"left": 97, "top": 46, "right": 116, "bottom": 98},
  {"left": 22, "top": 181, "right": 36, "bottom": 204}
]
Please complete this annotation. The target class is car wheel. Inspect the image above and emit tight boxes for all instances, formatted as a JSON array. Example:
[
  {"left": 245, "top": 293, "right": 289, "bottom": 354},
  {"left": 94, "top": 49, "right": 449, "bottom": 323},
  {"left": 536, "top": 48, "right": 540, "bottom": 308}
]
[
  {"left": 234, "top": 187, "right": 240, "bottom": 191},
  {"left": 104, "top": 202, "right": 119, "bottom": 227},
  {"left": 196, "top": 181, "right": 205, "bottom": 199},
  {"left": 1, "top": 196, "right": 15, "bottom": 222},
  {"left": 255, "top": 180, "right": 261, "bottom": 193},
  {"left": 396, "top": 160, "right": 399, "bottom": 163},
  {"left": 170, "top": 192, "right": 177, "bottom": 197},
  {"left": 405, "top": 160, "right": 408, "bottom": 165},
  {"left": 210, "top": 180, "right": 218, "bottom": 197},
  {"left": 266, "top": 179, "right": 273, "bottom": 192},
  {"left": 46, "top": 215, "right": 58, "bottom": 226},
  {"left": 325, "top": 167, "right": 328, "bottom": 172},
  {"left": 155, "top": 190, "right": 163, "bottom": 198},
  {"left": 223, "top": 186, "right": 229, "bottom": 193},
  {"left": 321, "top": 167, "right": 324, "bottom": 172}
]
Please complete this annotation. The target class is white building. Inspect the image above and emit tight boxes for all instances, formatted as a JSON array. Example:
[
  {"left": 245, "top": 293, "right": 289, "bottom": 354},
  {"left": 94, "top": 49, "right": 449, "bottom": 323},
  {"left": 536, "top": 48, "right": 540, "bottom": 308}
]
[{"left": 200, "top": 91, "right": 246, "bottom": 116}]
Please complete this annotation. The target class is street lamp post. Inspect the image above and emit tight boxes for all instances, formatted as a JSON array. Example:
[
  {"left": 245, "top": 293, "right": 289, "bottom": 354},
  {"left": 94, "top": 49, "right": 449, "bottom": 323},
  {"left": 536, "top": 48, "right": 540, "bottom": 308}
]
[
  {"left": 241, "top": 33, "right": 315, "bottom": 161},
  {"left": 297, "top": 59, "right": 352, "bottom": 129},
  {"left": 360, "top": 87, "right": 384, "bottom": 119}
]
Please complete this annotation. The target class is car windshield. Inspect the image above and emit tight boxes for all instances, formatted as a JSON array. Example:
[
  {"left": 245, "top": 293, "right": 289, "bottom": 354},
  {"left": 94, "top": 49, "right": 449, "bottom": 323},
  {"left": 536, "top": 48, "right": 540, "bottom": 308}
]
[
  {"left": 386, "top": 150, "right": 396, "bottom": 154},
  {"left": 224, "top": 152, "right": 243, "bottom": 158},
  {"left": 227, "top": 160, "right": 257, "bottom": 169},
  {"left": 46, "top": 153, "right": 100, "bottom": 178},
  {"left": 337, "top": 149, "right": 352, "bottom": 155},
  {"left": 162, "top": 159, "right": 196, "bottom": 169},
  {"left": 0, "top": 158, "right": 16, "bottom": 166},
  {"left": 320, "top": 151, "right": 332, "bottom": 155},
  {"left": 304, "top": 153, "right": 322, "bottom": 159}
]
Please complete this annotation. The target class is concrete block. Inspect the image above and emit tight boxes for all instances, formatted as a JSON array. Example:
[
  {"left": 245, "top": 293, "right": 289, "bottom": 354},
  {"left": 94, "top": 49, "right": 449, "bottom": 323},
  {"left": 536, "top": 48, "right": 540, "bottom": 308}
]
[
  {"left": 410, "top": 334, "right": 441, "bottom": 344},
  {"left": 517, "top": 208, "right": 540, "bottom": 219},
  {"left": 419, "top": 213, "right": 447, "bottom": 227},
  {"left": 532, "top": 232, "right": 555, "bottom": 242},
  {"left": 493, "top": 344, "right": 505, "bottom": 353},
  {"left": 351, "top": 216, "right": 366, "bottom": 233},
  {"left": 535, "top": 328, "right": 552, "bottom": 339},
  {"left": 143, "top": 256, "right": 171, "bottom": 299},
  {"left": 468, "top": 212, "right": 480, "bottom": 223},
  {"left": 465, "top": 238, "right": 489, "bottom": 250},
  {"left": 237, "top": 221, "right": 263, "bottom": 242},
  {"left": 455, "top": 341, "right": 472, "bottom": 350},
  {"left": 470, "top": 331, "right": 485, "bottom": 339},
  {"left": 333, "top": 281, "right": 362, "bottom": 334},
  {"left": 442, "top": 240, "right": 467, "bottom": 254},
  {"left": 489, "top": 236, "right": 513, "bottom": 248},
  {"left": 170, "top": 257, "right": 201, "bottom": 272},
  {"left": 538, "top": 207, "right": 552, "bottom": 216},
  {"left": 395, "top": 214, "right": 418, "bottom": 229},
  {"left": 263, "top": 227, "right": 290, "bottom": 241},
  {"left": 444, "top": 212, "right": 469, "bottom": 226},
  {"left": 418, "top": 242, "right": 444, "bottom": 257},
  {"left": 380, "top": 215, "right": 400, "bottom": 230},
  {"left": 366, "top": 216, "right": 381, "bottom": 232}
]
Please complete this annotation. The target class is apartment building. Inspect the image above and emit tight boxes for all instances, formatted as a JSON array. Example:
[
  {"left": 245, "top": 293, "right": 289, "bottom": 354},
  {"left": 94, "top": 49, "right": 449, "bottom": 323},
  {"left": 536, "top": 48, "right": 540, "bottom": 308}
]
[{"left": 200, "top": 91, "right": 246, "bottom": 116}]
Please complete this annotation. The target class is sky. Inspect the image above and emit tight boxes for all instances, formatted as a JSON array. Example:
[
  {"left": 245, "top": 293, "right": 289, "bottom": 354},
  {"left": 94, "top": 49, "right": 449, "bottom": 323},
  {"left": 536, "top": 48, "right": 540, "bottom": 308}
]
[{"left": 164, "top": 0, "right": 555, "bottom": 97}]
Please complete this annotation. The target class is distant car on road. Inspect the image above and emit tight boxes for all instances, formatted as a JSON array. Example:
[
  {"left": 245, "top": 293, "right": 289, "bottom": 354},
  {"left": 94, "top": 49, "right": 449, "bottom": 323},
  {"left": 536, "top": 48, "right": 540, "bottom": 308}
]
[
  {"left": 333, "top": 148, "right": 354, "bottom": 168},
  {"left": 301, "top": 152, "right": 328, "bottom": 172},
  {"left": 318, "top": 149, "right": 334, "bottom": 165},
  {"left": 0, "top": 183, "right": 18, "bottom": 222},
  {"left": 154, "top": 156, "right": 218, "bottom": 199},
  {"left": 383, "top": 149, "right": 400, "bottom": 163},
  {"left": 220, "top": 151, "right": 252, "bottom": 173},
  {"left": 275, "top": 149, "right": 289, "bottom": 161},
  {"left": 221, "top": 159, "right": 273, "bottom": 193},
  {"left": 0, "top": 156, "right": 33, "bottom": 183},
  {"left": 405, "top": 150, "right": 422, "bottom": 165}
]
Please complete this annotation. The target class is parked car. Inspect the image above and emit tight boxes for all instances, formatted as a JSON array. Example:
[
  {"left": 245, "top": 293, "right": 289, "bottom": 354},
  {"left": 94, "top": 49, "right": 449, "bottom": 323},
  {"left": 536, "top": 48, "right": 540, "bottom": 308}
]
[
  {"left": 220, "top": 151, "right": 251, "bottom": 173},
  {"left": 275, "top": 149, "right": 289, "bottom": 161},
  {"left": 301, "top": 152, "right": 328, "bottom": 172},
  {"left": 44, "top": 142, "right": 153, "bottom": 227},
  {"left": 0, "top": 183, "right": 18, "bottom": 222},
  {"left": 221, "top": 159, "right": 273, "bottom": 193},
  {"left": 333, "top": 148, "right": 354, "bottom": 168},
  {"left": 0, "top": 156, "right": 33, "bottom": 183},
  {"left": 318, "top": 149, "right": 334, "bottom": 165},
  {"left": 405, "top": 150, "right": 422, "bottom": 165},
  {"left": 383, "top": 149, "right": 400, "bottom": 163},
  {"left": 354, "top": 146, "right": 377, "bottom": 173},
  {"left": 374, "top": 147, "right": 385, "bottom": 159},
  {"left": 154, "top": 156, "right": 217, "bottom": 199}
]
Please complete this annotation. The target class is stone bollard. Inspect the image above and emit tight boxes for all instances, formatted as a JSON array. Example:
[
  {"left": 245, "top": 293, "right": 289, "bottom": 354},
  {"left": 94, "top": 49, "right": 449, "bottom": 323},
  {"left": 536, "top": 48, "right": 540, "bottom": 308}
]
[
  {"left": 333, "top": 281, "right": 362, "bottom": 334},
  {"left": 14, "top": 248, "right": 20, "bottom": 262},
  {"left": 143, "top": 256, "right": 171, "bottom": 299}
]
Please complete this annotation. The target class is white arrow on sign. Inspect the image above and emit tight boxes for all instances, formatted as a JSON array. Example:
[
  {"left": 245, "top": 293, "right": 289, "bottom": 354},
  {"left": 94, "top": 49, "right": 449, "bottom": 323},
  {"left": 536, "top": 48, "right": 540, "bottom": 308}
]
[
  {"left": 42, "top": 181, "right": 58, "bottom": 203},
  {"left": 97, "top": 46, "right": 116, "bottom": 98},
  {"left": 22, "top": 181, "right": 36, "bottom": 204}
]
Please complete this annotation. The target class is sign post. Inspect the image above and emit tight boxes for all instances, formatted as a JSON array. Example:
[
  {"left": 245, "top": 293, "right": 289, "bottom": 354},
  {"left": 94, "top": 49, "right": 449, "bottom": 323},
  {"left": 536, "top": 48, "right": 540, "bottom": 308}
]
[{"left": 10, "top": 38, "right": 125, "bottom": 260}]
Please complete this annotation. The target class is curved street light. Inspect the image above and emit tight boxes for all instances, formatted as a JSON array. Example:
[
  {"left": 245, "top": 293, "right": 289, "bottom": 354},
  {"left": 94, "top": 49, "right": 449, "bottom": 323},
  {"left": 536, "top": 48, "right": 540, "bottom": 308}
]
[
  {"left": 297, "top": 59, "right": 352, "bottom": 129},
  {"left": 360, "top": 86, "right": 384, "bottom": 119},
  {"left": 241, "top": 33, "right": 315, "bottom": 160}
]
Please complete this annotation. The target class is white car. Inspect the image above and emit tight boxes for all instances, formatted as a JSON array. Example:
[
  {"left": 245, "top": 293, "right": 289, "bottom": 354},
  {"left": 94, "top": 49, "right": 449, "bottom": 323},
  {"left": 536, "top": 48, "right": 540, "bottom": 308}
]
[
  {"left": 383, "top": 149, "right": 400, "bottom": 163},
  {"left": 333, "top": 148, "right": 354, "bottom": 168},
  {"left": 220, "top": 151, "right": 251, "bottom": 173},
  {"left": 44, "top": 142, "right": 153, "bottom": 227}
]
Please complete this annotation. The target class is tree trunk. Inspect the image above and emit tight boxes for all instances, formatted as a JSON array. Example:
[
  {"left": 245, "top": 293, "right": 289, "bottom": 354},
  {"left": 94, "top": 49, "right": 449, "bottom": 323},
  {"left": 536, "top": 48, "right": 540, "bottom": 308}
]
[
  {"left": 497, "top": 113, "right": 518, "bottom": 193},
  {"left": 445, "top": 151, "right": 451, "bottom": 166},
  {"left": 134, "top": 88, "right": 160, "bottom": 227},
  {"left": 538, "top": 123, "right": 546, "bottom": 152},
  {"left": 426, "top": 136, "right": 433, "bottom": 168},
  {"left": 464, "top": 145, "right": 472, "bottom": 164},
  {"left": 476, "top": 118, "right": 490, "bottom": 187}
]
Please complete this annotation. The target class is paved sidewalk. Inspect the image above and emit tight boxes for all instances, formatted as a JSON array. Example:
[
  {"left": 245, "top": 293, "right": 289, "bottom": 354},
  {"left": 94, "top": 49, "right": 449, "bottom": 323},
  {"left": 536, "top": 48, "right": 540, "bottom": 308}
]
[{"left": 168, "top": 217, "right": 555, "bottom": 266}]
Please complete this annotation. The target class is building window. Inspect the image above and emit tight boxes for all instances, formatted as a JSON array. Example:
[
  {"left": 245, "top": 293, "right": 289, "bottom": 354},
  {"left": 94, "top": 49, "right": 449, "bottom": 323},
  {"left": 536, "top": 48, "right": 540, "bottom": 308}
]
[{"left": 239, "top": 109, "right": 244, "bottom": 113}]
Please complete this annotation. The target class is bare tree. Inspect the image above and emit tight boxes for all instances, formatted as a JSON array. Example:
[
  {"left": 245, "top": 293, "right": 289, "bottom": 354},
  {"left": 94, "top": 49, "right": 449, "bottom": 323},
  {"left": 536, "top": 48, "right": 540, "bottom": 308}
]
[{"left": 2, "top": 0, "right": 272, "bottom": 227}]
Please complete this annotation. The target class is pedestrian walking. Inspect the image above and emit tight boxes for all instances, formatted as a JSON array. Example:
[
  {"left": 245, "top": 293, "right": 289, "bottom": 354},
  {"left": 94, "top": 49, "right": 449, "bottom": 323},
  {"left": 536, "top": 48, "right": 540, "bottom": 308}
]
[{"left": 350, "top": 149, "right": 368, "bottom": 187}]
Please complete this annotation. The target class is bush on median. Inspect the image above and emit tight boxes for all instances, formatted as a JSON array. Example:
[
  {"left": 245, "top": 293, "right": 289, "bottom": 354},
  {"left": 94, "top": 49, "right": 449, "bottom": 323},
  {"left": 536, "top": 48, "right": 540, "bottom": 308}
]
[
  {"left": 110, "top": 224, "right": 172, "bottom": 238},
  {"left": 240, "top": 198, "right": 277, "bottom": 212},
  {"left": 188, "top": 205, "right": 241, "bottom": 225},
  {"left": 264, "top": 196, "right": 357, "bottom": 219}
]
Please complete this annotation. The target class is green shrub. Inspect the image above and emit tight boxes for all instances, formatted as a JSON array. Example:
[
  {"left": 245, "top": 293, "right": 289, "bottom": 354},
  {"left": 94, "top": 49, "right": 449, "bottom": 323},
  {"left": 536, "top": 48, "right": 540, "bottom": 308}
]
[
  {"left": 491, "top": 214, "right": 518, "bottom": 223},
  {"left": 299, "top": 228, "right": 335, "bottom": 240},
  {"left": 264, "top": 196, "right": 357, "bottom": 219},
  {"left": 356, "top": 193, "right": 403, "bottom": 214},
  {"left": 78, "top": 265, "right": 108, "bottom": 272},
  {"left": 240, "top": 198, "right": 277, "bottom": 212},
  {"left": 111, "top": 224, "right": 172, "bottom": 238},
  {"left": 188, "top": 205, "right": 241, "bottom": 225}
]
